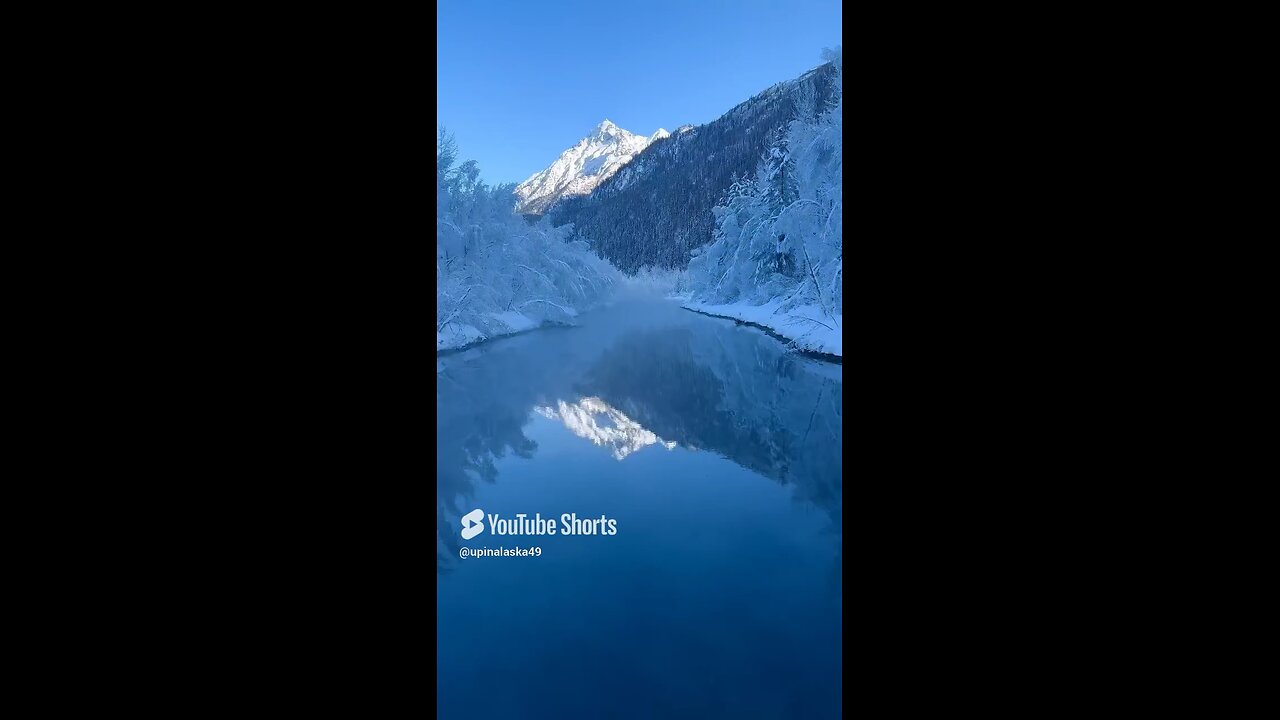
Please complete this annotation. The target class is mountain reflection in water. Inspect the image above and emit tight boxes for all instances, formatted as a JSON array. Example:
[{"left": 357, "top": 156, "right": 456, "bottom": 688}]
[
  {"left": 535, "top": 397, "right": 678, "bottom": 460},
  {"left": 436, "top": 299, "right": 841, "bottom": 573},
  {"left": 436, "top": 300, "right": 842, "bottom": 718}
]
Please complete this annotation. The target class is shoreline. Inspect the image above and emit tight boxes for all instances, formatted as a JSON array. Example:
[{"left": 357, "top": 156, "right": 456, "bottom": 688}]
[
  {"left": 680, "top": 306, "right": 843, "bottom": 365},
  {"left": 437, "top": 321, "right": 576, "bottom": 356}
]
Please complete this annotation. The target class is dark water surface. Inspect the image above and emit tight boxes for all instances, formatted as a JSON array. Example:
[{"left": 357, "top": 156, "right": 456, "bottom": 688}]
[{"left": 437, "top": 299, "right": 842, "bottom": 719}]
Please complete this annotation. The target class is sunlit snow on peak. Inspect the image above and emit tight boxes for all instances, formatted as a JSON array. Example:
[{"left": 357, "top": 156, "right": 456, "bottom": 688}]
[
  {"left": 535, "top": 397, "right": 678, "bottom": 460},
  {"left": 514, "top": 120, "right": 668, "bottom": 215}
]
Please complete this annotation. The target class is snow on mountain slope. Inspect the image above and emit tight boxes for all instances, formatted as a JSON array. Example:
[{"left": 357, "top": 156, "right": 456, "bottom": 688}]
[
  {"left": 515, "top": 120, "right": 667, "bottom": 215},
  {"left": 548, "top": 63, "right": 839, "bottom": 273}
]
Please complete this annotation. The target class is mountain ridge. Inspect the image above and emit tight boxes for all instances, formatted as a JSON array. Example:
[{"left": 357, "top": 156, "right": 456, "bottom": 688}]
[{"left": 550, "top": 62, "right": 839, "bottom": 273}]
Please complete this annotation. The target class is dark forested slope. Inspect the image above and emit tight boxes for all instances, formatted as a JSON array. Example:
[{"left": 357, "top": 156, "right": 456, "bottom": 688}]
[{"left": 549, "top": 62, "right": 838, "bottom": 273}]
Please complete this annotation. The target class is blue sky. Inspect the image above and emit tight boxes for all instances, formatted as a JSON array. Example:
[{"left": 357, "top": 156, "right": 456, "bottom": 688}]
[{"left": 438, "top": 0, "right": 842, "bottom": 186}]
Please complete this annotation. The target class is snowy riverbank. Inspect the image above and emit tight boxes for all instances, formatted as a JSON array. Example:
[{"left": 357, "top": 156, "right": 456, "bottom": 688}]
[
  {"left": 438, "top": 299, "right": 843, "bottom": 359},
  {"left": 437, "top": 309, "right": 576, "bottom": 353},
  {"left": 681, "top": 300, "right": 842, "bottom": 357}
]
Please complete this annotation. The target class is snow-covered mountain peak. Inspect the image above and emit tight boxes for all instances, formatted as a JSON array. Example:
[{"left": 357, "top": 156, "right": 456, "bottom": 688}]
[
  {"left": 648, "top": 128, "right": 671, "bottom": 143},
  {"left": 589, "top": 119, "right": 628, "bottom": 142},
  {"left": 515, "top": 120, "right": 667, "bottom": 215}
]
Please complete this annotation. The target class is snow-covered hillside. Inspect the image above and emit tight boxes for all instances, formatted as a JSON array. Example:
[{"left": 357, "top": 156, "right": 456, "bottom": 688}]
[
  {"left": 682, "top": 47, "right": 842, "bottom": 357},
  {"left": 514, "top": 120, "right": 668, "bottom": 215},
  {"left": 550, "top": 63, "right": 839, "bottom": 273}
]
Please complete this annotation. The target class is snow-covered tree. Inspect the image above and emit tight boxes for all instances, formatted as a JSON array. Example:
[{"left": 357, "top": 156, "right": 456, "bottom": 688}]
[
  {"left": 685, "top": 47, "right": 842, "bottom": 323},
  {"left": 437, "top": 128, "right": 620, "bottom": 350}
]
